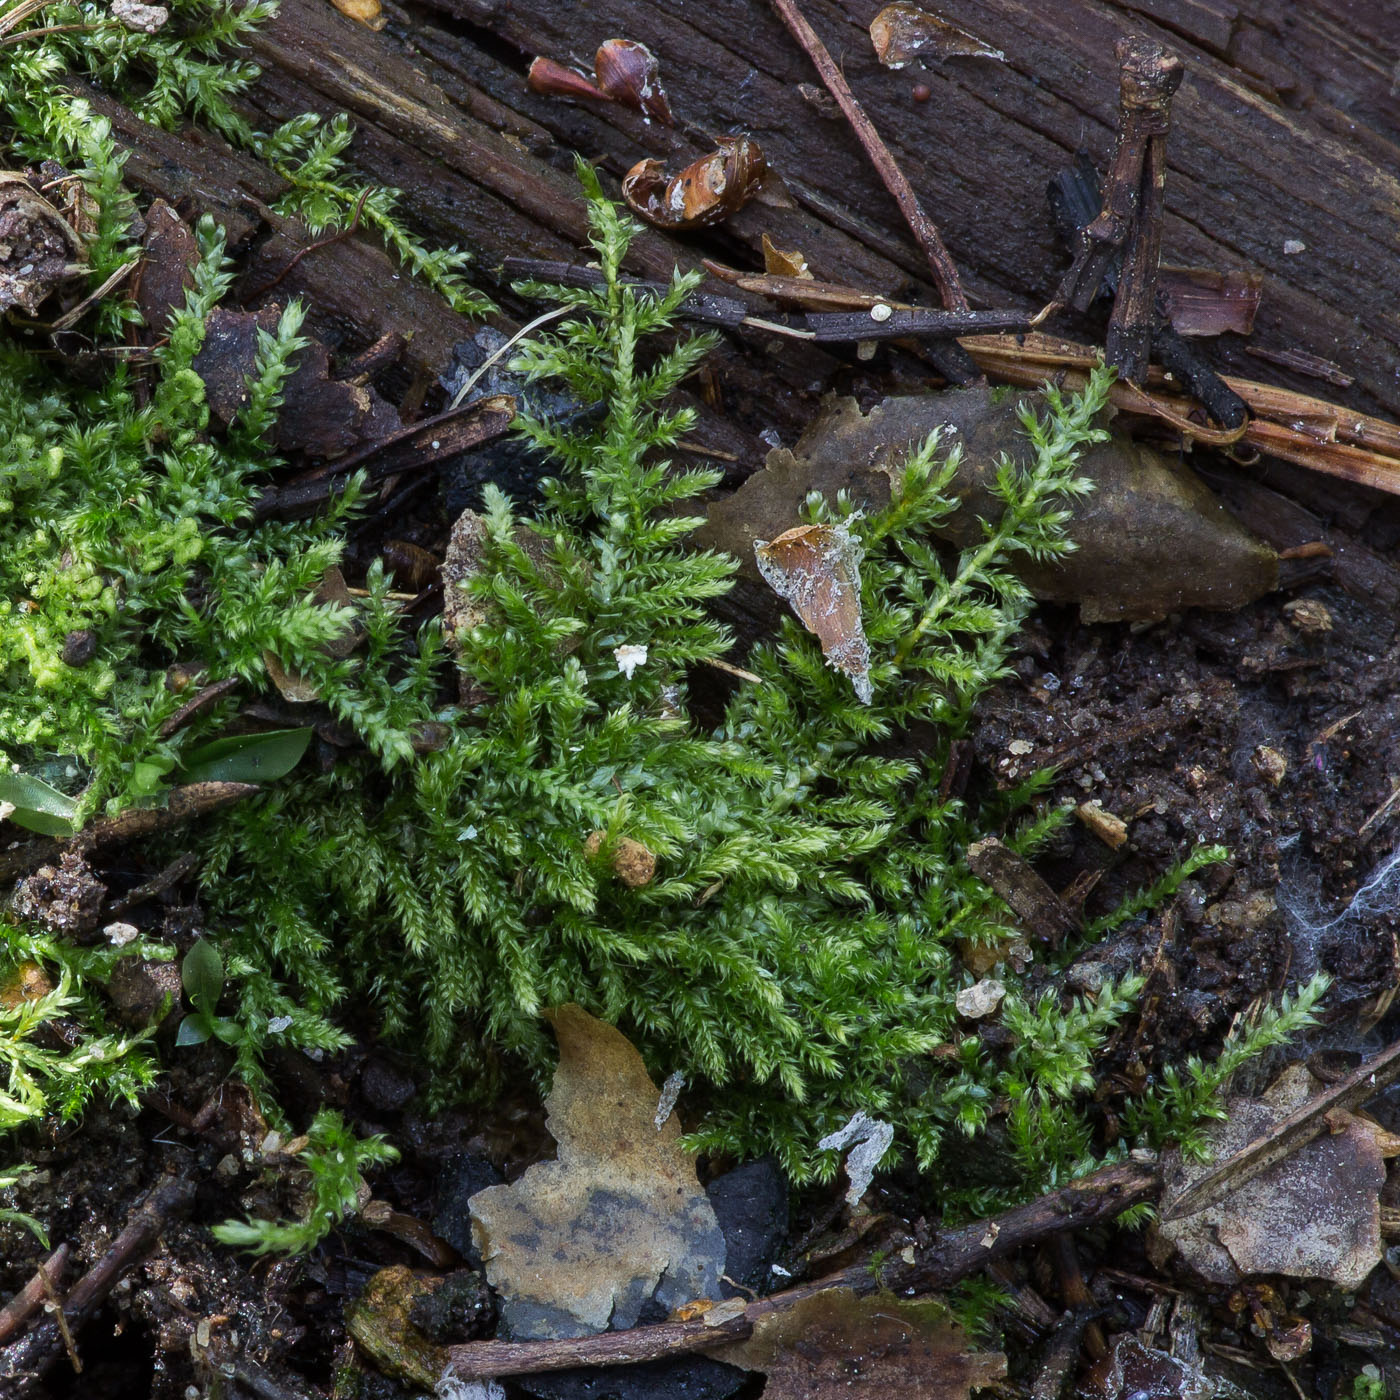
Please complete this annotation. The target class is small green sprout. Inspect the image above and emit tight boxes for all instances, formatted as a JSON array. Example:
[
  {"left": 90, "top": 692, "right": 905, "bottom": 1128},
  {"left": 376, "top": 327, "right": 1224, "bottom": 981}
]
[
  {"left": 176, "top": 939, "right": 245, "bottom": 1049},
  {"left": 212, "top": 1109, "right": 398, "bottom": 1256}
]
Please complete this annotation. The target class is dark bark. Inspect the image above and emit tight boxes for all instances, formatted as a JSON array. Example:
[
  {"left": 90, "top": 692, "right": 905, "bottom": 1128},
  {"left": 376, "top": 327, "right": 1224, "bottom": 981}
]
[{"left": 85, "top": 0, "right": 1400, "bottom": 432}]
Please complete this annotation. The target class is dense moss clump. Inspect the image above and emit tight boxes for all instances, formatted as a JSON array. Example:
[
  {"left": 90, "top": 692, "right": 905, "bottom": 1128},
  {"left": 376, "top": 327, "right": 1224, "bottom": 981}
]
[{"left": 0, "top": 10, "right": 1325, "bottom": 1207}]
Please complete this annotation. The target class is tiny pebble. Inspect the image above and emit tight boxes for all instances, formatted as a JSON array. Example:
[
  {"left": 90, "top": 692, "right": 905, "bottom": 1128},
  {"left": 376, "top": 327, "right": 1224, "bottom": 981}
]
[{"left": 1283, "top": 238, "right": 1306, "bottom": 255}]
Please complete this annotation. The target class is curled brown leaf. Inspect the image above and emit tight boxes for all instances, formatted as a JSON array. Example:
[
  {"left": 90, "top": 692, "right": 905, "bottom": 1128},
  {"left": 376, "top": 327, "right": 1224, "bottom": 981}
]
[
  {"left": 595, "top": 39, "right": 673, "bottom": 124},
  {"left": 755, "top": 522, "right": 872, "bottom": 703},
  {"left": 527, "top": 56, "right": 605, "bottom": 103},
  {"left": 622, "top": 136, "right": 767, "bottom": 230}
]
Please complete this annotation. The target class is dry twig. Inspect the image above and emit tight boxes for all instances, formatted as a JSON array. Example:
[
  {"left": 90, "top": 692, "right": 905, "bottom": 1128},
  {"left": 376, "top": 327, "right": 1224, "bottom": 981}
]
[{"left": 768, "top": 0, "right": 966, "bottom": 312}]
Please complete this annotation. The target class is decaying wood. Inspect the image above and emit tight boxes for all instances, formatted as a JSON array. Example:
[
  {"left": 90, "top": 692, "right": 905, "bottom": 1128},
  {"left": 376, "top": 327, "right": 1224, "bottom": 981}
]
[
  {"left": 966, "top": 837, "right": 1080, "bottom": 947},
  {"left": 1162, "top": 1037, "right": 1400, "bottom": 1222},
  {"left": 85, "top": 0, "right": 1400, "bottom": 447},
  {"left": 0, "top": 1176, "right": 195, "bottom": 1391},
  {"left": 442, "top": 1157, "right": 1159, "bottom": 1381},
  {"left": 1048, "top": 36, "right": 1182, "bottom": 385},
  {"left": 405, "top": 0, "right": 1400, "bottom": 421}
]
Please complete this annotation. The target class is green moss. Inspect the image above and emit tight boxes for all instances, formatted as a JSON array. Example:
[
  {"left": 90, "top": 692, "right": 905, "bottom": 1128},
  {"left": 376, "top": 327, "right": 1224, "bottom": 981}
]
[
  {"left": 191, "top": 172, "right": 1266, "bottom": 1193},
  {"left": 0, "top": 15, "right": 1328, "bottom": 1208}
]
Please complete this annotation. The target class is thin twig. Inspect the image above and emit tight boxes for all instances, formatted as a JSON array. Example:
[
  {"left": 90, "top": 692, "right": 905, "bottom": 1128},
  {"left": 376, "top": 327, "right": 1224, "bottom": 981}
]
[
  {"left": 448, "top": 304, "right": 570, "bottom": 410},
  {"left": 0, "top": 1246, "right": 70, "bottom": 1347},
  {"left": 703, "top": 657, "right": 764, "bottom": 685},
  {"left": 0, "top": 1176, "right": 195, "bottom": 1393},
  {"left": 36, "top": 1267, "right": 79, "bottom": 1374},
  {"left": 0, "top": 781, "right": 261, "bottom": 883},
  {"left": 245, "top": 187, "right": 372, "bottom": 300},
  {"left": 767, "top": 0, "right": 968, "bottom": 313},
  {"left": 0, "top": 20, "right": 102, "bottom": 46}
]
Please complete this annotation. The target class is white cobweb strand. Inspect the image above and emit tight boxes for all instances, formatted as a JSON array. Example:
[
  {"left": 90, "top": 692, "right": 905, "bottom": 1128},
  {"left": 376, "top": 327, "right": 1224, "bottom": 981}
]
[
  {"left": 818, "top": 1110, "right": 895, "bottom": 1209},
  {"left": 1278, "top": 840, "right": 1400, "bottom": 978}
]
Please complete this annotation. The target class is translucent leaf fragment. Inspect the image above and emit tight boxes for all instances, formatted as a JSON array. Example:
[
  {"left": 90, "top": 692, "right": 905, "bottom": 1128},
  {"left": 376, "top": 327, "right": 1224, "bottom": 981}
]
[
  {"left": 870, "top": 3, "right": 1004, "bottom": 69},
  {"left": 761, "top": 233, "right": 811, "bottom": 279},
  {"left": 469, "top": 1005, "right": 725, "bottom": 1339},
  {"left": 329, "top": 0, "right": 386, "bottom": 30},
  {"left": 755, "top": 522, "right": 872, "bottom": 702},
  {"left": 709, "top": 1288, "right": 1006, "bottom": 1400}
]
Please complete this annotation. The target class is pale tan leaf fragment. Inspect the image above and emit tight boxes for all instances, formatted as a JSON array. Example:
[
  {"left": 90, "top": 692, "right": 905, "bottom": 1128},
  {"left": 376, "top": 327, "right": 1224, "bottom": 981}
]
[
  {"left": 709, "top": 1288, "right": 1006, "bottom": 1400},
  {"left": 469, "top": 1005, "right": 725, "bottom": 1339},
  {"left": 870, "top": 4, "right": 1004, "bottom": 68},
  {"left": 755, "top": 522, "right": 872, "bottom": 703}
]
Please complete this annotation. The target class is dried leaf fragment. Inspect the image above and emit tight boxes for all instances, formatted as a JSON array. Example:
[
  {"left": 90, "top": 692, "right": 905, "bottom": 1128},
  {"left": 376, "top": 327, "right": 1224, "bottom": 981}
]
[
  {"left": 870, "top": 3, "right": 1004, "bottom": 69},
  {"left": 1151, "top": 1063, "right": 1386, "bottom": 1288},
  {"left": 762, "top": 233, "right": 811, "bottom": 279},
  {"left": 622, "top": 136, "right": 766, "bottom": 230},
  {"left": 1158, "top": 265, "right": 1262, "bottom": 337},
  {"left": 329, "top": 0, "right": 385, "bottom": 29},
  {"left": 0, "top": 172, "right": 85, "bottom": 315},
  {"left": 1076, "top": 800, "right": 1128, "bottom": 849},
  {"left": 595, "top": 39, "right": 673, "bottom": 124},
  {"left": 698, "top": 387, "right": 1277, "bottom": 623},
  {"left": 709, "top": 1288, "right": 1006, "bottom": 1400},
  {"left": 755, "top": 522, "right": 872, "bottom": 703},
  {"left": 469, "top": 1005, "right": 725, "bottom": 1339}
]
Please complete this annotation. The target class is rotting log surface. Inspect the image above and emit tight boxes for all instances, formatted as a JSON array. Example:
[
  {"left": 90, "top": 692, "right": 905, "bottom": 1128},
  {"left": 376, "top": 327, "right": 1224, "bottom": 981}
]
[{"left": 92, "top": 0, "right": 1400, "bottom": 435}]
